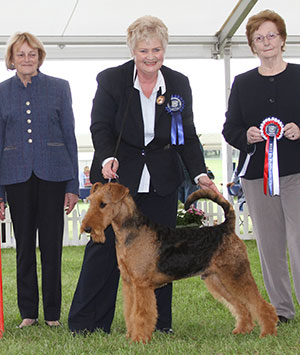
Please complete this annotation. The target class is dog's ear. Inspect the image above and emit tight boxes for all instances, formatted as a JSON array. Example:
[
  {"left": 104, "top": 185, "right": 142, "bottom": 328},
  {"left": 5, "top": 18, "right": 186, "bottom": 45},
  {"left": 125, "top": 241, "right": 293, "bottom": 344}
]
[
  {"left": 90, "top": 182, "right": 102, "bottom": 194},
  {"left": 109, "top": 183, "right": 129, "bottom": 203}
]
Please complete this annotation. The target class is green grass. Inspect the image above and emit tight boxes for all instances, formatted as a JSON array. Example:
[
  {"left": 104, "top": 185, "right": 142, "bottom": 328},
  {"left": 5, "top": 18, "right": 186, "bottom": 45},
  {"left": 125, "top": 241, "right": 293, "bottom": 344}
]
[{"left": 0, "top": 242, "right": 299, "bottom": 354}]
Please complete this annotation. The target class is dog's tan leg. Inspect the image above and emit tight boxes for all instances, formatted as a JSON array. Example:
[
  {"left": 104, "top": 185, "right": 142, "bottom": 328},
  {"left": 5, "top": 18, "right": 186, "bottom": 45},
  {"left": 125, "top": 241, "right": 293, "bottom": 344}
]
[
  {"left": 204, "top": 274, "right": 255, "bottom": 335},
  {"left": 122, "top": 279, "right": 134, "bottom": 339},
  {"left": 237, "top": 279, "right": 278, "bottom": 337},
  {"left": 207, "top": 269, "right": 278, "bottom": 337},
  {"left": 129, "top": 285, "right": 157, "bottom": 343}
]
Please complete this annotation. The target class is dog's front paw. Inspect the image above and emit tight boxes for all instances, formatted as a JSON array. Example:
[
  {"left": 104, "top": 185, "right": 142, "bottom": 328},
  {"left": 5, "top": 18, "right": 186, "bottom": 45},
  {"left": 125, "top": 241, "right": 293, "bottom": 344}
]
[
  {"left": 232, "top": 324, "right": 254, "bottom": 335},
  {"left": 130, "top": 333, "right": 152, "bottom": 343},
  {"left": 259, "top": 326, "right": 277, "bottom": 337}
]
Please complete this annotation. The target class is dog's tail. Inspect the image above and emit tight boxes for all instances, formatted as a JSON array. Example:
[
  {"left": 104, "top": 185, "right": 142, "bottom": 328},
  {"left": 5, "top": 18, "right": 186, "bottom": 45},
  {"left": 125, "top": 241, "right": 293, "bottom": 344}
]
[{"left": 184, "top": 189, "right": 235, "bottom": 232}]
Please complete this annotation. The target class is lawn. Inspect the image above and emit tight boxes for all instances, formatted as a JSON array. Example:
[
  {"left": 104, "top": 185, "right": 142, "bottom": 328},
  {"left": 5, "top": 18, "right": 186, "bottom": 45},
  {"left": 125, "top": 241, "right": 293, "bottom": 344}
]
[{"left": 0, "top": 241, "right": 299, "bottom": 355}]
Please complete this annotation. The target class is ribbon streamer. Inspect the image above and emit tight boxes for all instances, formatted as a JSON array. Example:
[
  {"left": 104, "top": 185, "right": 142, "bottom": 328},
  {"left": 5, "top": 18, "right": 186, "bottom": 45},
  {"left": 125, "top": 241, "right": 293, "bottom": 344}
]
[
  {"left": 268, "top": 137, "right": 274, "bottom": 195},
  {"left": 166, "top": 95, "right": 185, "bottom": 145},
  {"left": 263, "top": 137, "right": 269, "bottom": 195},
  {"left": 260, "top": 117, "right": 283, "bottom": 196},
  {"left": 171, "top": 111, "right": 184, "bottom": 145}
]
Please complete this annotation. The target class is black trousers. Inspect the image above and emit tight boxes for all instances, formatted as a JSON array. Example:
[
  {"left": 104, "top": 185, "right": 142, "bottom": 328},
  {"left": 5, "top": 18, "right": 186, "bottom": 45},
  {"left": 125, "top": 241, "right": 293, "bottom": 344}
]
[
  {"left": 68, "top": 188, "right": 178, "bottom": 333},
  {"left": 6, "top": 173, "right": 66, "bottom": 321}
]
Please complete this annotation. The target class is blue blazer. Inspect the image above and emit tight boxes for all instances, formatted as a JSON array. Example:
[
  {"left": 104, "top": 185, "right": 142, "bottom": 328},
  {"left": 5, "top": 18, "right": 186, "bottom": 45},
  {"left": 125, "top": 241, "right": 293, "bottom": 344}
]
[
  {"left": 0, "top": 71, "right": 79, "bottom": 199},
  {"left": 90, "top": 60, "right": 206, "bottom": 196}
]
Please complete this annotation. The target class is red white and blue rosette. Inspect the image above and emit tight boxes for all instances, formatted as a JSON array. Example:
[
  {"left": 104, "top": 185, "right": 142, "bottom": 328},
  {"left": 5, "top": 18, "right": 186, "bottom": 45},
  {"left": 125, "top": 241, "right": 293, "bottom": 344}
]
[
  {"left": 166, "top": 95, "right": 185, "bottom": 145},
  {"left": 260, "top": 117, "right": 284, "bottom": 196}
]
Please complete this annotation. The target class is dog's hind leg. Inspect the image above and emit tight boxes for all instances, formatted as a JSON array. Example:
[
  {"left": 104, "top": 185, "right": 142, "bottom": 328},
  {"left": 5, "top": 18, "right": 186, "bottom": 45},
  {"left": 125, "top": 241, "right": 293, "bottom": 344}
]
[
  {"left": 204, "top": 274, "right": 255, "bottom": 335},
  {"left": 129, "top": 285, "right": 158, "bottom": 343},
  {"left": 122, "top": 279, "right": 134, "bottom": 340},
  {"left": 232, "top": 275, "right": 278, "bottom": 337},
  {"left": 207, "top": 269, "right": 278, "bottom": 337}
]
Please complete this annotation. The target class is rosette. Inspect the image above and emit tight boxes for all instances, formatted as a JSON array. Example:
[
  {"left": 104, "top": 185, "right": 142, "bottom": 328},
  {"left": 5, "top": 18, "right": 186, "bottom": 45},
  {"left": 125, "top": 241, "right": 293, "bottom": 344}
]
[
  {"left": 259, "top": 117, "right": 284, "bottom": 196},
  {"left": 166, "top": 95, "right": 185, "bottom": 145}
]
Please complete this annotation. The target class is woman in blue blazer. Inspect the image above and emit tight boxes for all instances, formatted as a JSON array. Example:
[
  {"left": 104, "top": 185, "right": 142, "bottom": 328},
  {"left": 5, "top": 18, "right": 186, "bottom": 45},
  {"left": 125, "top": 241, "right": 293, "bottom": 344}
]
[
  {"left": 0, "top": 32, "right": 79, "bottom": 328},
  {"left": 68, "top": 16, "right": 218, "bottom": 335}
]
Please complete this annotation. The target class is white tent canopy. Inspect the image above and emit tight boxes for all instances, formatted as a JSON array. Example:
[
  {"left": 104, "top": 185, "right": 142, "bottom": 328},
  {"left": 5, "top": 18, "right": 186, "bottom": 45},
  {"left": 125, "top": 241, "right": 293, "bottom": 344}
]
[{"left": 1, "top": 0, "right": 300, "bottom": 60}]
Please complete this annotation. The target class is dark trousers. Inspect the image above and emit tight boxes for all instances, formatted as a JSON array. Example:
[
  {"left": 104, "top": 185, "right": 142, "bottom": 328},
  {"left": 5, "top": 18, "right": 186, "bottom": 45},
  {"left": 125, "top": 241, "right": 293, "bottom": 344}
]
[
  {"left": 6, "top": 173, "right": 66, "bottom": 320},
  {"left": 68, "top": 188, "right": 178, "bottom": 333}
]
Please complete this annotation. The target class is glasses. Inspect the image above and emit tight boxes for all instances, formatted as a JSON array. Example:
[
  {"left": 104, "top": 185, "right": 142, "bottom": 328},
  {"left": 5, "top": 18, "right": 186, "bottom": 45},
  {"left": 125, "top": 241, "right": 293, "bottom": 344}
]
[{"left": 252, "top": 32, "right": 280, "bottom": 43}]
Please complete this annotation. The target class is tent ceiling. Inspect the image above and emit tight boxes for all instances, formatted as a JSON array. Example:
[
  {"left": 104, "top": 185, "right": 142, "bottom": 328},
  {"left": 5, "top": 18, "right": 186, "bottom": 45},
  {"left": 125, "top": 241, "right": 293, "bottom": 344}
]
[{"left": 0, "top": 0, "right": 300, "bottom": 60}]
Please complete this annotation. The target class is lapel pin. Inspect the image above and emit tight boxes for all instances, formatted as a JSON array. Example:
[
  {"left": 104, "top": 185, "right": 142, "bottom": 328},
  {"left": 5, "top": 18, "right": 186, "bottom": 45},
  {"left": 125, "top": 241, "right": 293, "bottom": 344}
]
[{"left": 156, "top": 95, "right": 165, "bottom": 105}]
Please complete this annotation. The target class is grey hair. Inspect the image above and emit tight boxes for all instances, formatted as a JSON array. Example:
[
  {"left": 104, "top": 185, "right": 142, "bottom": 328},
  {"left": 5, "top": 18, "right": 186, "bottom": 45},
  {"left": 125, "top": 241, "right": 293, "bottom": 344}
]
[{"left": 127, "top": 15, "right": 168, "bottom": 55}]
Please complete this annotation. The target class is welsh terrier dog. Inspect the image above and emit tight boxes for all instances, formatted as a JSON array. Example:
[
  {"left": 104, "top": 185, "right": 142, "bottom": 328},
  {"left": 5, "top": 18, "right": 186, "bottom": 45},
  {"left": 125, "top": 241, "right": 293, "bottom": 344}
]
[{"left": 81, "top": 182, "right": 278, "bottom": 343}]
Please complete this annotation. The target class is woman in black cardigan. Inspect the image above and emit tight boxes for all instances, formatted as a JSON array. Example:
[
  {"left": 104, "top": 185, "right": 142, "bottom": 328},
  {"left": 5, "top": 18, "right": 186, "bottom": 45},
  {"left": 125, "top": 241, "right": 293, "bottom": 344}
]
[
  {"left": 223, "top": 10, "right": 300, "bottom": 324},
  {"left": 68, "top": 15, "right": 218, "bottom": 335}
]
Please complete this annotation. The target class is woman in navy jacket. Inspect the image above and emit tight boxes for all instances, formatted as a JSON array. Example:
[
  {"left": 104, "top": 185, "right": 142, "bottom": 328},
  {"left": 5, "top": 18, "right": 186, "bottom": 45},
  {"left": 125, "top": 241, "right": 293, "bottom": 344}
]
[
  {"left": 68, "top": 15, "right": 218, "bottom": 335},
  {"left": 0, "top": 32, "right": 79, "bottom": 328},
  {"left": 223, "top": 10, "right": 300, "bottom": 324}
]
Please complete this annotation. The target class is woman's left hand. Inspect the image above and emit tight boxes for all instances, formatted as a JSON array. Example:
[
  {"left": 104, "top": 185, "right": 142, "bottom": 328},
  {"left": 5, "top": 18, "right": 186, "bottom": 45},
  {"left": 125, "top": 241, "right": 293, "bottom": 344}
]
[
  {"left": 64, "top": 193, "right": 79, "bottom": 215},
  {"left": 197, "top": 175, "right": 221, "bottom": 195},
  {"left": 284, "top": 122, "right": 300, "bottom": 140}
]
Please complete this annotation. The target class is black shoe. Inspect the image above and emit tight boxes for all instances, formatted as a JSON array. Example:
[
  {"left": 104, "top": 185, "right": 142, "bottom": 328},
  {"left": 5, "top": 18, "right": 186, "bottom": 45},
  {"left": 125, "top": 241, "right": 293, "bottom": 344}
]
[
  {"left": 156, "top": 328, "right": 174, "bottom": 334},
  {"left": 277, "top": 315, "right": 291, "bottom": 325},
  {"left": 71, "top": 329, "right": 91, "bottom": 337},
  {"left": 45, "top": 320, "right": 63, "bottom": 328}
]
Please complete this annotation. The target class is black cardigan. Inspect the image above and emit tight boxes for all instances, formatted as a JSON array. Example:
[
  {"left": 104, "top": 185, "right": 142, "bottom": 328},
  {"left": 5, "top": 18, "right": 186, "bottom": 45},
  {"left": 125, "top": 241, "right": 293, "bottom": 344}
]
[{"left": 223, "top": 63, "right": 300, "bottom": 180}]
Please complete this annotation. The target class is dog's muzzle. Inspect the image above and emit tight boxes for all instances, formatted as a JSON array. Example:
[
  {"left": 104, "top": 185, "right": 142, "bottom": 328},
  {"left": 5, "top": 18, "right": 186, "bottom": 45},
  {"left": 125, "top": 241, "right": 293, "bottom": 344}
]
[{"left": 84, "top": 227, "right": 92, "bottom": 234}]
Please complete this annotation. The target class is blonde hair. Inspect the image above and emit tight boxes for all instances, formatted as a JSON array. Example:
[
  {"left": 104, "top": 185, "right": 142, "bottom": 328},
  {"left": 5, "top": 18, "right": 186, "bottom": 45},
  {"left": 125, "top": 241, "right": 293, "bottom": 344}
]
[
  {"left": 127, "top": 15, "right": 168, "bottom": 55},
  {"left": 246, "top": 9, "right": 287, "bottom": 54},
  {"left": 5, "top": 32, "right": 46, "bottom": 70}
]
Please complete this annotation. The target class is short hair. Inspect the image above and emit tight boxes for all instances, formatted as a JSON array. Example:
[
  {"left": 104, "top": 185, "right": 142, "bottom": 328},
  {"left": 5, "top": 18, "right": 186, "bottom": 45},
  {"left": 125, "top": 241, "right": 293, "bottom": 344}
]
[
  {"left": 246, "top": 9, "right": 287, "bottom": 54},
  {"left": 127, "top": 15, "right": 168, "bottom": 55},
  {"left": 5, "top": 32, "right": 46, "bottom": 70}
]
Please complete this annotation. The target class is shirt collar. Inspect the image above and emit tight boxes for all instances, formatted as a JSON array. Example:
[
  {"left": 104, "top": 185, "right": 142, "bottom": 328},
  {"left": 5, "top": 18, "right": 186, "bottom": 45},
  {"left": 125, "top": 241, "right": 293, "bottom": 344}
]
[{"left": 133, "top": 65, "right": 166, "bottom": 95}]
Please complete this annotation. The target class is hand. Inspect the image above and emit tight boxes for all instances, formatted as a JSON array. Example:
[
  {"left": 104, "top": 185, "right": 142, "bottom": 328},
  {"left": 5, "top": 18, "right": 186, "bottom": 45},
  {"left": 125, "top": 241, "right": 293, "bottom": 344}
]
[
  {"left": 0, "top": 201, "right": 5, "bottom": 221},
  {"left": 284, "top": 122, "right": 300, "bottom": 140},
  {"left": 197, "top": 175, "right": 221, "bottom": 195},
  {"left": 102, "top": 159, "right": 119, "bottom": 180},
  {"left": 64, "top": 193, "right": 79, "bottom": 215},
  {"left": 247, "top": 126, "right": 264, "bottom": 144}
]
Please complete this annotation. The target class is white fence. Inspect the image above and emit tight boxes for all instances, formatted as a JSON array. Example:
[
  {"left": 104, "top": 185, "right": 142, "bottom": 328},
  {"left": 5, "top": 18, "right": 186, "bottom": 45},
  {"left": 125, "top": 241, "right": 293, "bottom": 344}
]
[
  {"left": 0, "top": 201, "right": 254, "bottom": 249},
  {"left": 197, "top": 200, "right": 254, "bottom": 240}
]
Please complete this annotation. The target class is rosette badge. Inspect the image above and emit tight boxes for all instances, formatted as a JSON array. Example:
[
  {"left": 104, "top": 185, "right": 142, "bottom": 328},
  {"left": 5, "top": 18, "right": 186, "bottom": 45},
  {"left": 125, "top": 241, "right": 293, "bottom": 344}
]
[
  {"left": 260, "top": 117, "right": 284, "bottom": 140},
  {"left": 166, "top": 95, "right": 185, "bottom": 145},
  {"left": 260, "top": 117, "right": 284, "bottom": 196}
]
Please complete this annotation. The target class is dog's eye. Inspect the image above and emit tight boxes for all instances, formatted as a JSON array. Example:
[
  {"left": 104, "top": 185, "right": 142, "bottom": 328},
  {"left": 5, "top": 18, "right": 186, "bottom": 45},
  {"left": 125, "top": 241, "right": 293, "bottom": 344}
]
[{"left": 100, "top": 202, "right": 107, "bottom": 209}]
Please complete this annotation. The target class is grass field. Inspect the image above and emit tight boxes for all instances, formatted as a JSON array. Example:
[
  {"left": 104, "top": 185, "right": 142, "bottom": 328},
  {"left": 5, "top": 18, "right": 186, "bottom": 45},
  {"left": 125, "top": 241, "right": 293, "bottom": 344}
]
[{"left": 0, "top": 241, "right": 299, "bottom": 355}]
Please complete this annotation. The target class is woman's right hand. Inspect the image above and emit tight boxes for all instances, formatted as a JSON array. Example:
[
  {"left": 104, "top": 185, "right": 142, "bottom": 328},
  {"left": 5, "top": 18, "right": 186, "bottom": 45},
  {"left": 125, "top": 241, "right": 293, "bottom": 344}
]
[
  {"left": 247, "top": 126, "right": 264, "bottom": 144},
  {"left": 0, "top": 201, "right": 5, "bottom": 221},
  {"left": 102, "top": 159, "right": 119, "bottom": 180}
]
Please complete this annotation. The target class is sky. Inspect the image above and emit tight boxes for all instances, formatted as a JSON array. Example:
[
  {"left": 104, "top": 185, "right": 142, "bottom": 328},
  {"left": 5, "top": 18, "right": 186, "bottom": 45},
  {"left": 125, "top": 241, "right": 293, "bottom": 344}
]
[{"left": 0, "top": 57, "right": 260, "bottom": 137}]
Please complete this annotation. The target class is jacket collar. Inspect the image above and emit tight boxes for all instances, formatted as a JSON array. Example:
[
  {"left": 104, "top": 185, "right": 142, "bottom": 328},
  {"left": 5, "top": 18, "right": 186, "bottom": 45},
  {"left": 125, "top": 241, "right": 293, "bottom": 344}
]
[{"left": 13, "top": 69, "right": 44, "bottom": 88}]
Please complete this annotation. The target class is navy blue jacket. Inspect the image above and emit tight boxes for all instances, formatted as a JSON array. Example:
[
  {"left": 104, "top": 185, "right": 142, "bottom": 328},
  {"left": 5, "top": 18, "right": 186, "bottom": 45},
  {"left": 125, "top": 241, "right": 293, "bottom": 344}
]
[{"left": 0, "top": 71, "right": 79, "bottom": 199}]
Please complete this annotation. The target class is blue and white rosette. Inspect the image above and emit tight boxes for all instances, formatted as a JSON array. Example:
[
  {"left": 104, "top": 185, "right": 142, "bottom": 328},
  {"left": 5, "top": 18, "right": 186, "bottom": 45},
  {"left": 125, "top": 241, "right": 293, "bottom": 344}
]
[
  {"left": 260, "top": 117, "right": 284, "bottom": 196},
  {"left": 166, "top": 95, "right": 185, "bottom": 145}
]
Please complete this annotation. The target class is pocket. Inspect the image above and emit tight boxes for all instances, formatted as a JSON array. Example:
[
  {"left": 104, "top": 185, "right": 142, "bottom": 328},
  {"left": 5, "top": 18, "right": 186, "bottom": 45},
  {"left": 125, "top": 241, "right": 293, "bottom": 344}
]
[
  {"left": 3, "top": 146, "right": 17, "bottom": 151},
  {"left": 47, "top": 142, "right": 65, "bottom": 147}
]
